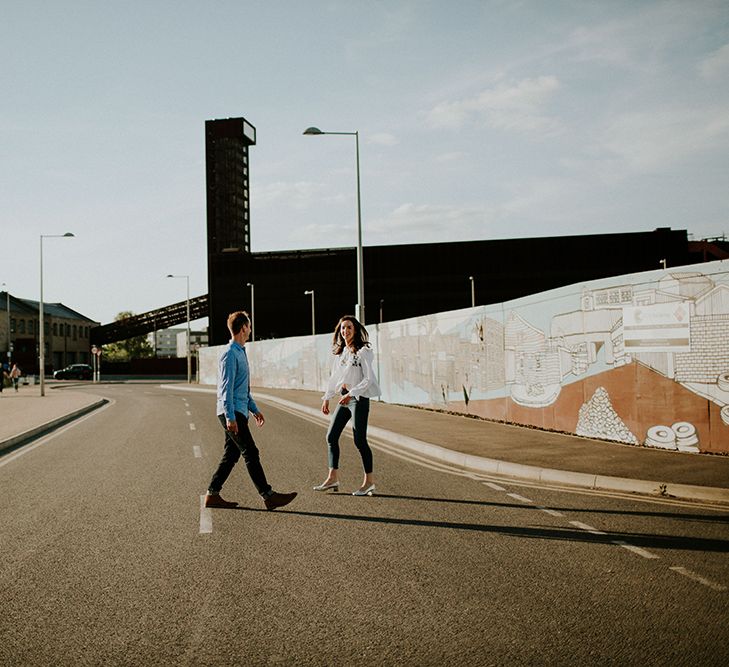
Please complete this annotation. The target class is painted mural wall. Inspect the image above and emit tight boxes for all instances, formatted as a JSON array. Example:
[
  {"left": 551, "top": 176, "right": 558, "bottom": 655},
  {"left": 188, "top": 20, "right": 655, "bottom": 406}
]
[{"left": 200, "top": 260, "right": 729, "bottom": 454}]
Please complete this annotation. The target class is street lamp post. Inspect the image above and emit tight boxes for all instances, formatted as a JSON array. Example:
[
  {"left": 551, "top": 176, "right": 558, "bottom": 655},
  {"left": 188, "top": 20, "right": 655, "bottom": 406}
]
[
  {"left": 303, "top": 126, "right": 365, "bottom": 324},
  {"left": 246, "top": 282, "right": 255, "bottom": 341},
  {"left": 379, "top": 299, "right": 384, "bottom": 324},
  {"left": 469, "top": 275, "right": 475, "bottom": 308},
  {"left": 304, "top": 290, "right": 316, "bottom": 335},
  {"left": 167, "top": 274, "right": 191, "bottom": 383},
  {"left": 39, "top": 233, "right": 74, "bottom": 396}
]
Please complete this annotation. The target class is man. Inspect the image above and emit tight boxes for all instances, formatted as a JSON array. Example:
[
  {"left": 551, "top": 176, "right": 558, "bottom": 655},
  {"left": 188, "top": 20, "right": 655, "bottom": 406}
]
[{"left": 204, "top": 311, "right": 297, "bottom": 511}]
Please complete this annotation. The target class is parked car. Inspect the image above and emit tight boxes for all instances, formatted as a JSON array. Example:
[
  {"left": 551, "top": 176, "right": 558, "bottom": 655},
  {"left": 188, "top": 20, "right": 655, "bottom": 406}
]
[{"left": 53, "top": 364, "right": 93, "bottom": 380}]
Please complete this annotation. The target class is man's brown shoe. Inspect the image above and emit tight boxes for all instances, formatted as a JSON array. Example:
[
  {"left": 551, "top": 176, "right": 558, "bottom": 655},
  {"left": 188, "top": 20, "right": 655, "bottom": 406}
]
[
  {"left": 204, "top": 494, "right": 238, "bottom": 509},
  {"left": 264, "top": 491, "right": 297, "bottom": 511}
]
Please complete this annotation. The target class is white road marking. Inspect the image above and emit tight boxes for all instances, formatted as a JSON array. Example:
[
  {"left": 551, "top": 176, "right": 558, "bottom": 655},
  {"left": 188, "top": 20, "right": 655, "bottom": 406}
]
[
  {"left": 669, "top": 566, "right": 726, "bottom": 592},
  {"left": 537, "top": 507, "right": 564, "bottom": 517},
  {"left": 186, "top": 410, "right": 191, "bottom": 416},
  {"left": 612, "top": 540, "right": 659, "bottom": 559},
  {"left": 189, "top": 423, "right": 196, "bottom": 431},
  {"left": 484, "top": 482, "right": 506, "bottom": 491},
  {"left": 570, "top": 520, "right": 607, "bottom": 535},
  {"left": 193, "top": 446, "right": 202, "bottom": 458},
  {"left": 0, "top": 400, "right": 114, "bottom": 469},
  {"left": 507, "top": 493, "right": 534, "bottom": 503},
  {"left": 199, "top": 496, "right": 213, "bottom": 534}
]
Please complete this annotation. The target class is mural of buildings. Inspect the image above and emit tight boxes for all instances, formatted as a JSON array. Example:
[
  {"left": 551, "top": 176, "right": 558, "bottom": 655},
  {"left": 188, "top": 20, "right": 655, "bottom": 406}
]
[{"left": 200, "top": 259, "right": 729, "bottom": 455}]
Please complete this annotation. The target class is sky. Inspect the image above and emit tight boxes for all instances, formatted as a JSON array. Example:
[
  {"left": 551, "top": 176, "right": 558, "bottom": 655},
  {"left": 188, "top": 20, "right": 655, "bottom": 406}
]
[{"left": 2, "top": 0, "right": 728, "bottom": 327}]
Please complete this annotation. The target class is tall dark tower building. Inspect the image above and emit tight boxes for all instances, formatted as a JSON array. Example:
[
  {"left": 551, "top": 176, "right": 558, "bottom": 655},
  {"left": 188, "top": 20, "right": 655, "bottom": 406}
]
[{"left": 206, "top": 117, "right": 257, "bottom": 344}]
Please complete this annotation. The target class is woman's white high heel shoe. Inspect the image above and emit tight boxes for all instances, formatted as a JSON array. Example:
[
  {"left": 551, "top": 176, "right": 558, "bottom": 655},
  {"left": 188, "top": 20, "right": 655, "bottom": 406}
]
[
  {"left": 352, "top": 484, "right": 375, "bottom": 496},
  {"left": 313, "top": 481, "right": 340, "bottom": 492}
]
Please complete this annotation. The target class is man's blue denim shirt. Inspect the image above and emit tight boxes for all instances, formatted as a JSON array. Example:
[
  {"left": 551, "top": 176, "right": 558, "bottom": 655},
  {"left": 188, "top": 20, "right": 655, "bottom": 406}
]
[{"left": 216, "top": 340, "right": 259, "bottom": 421}]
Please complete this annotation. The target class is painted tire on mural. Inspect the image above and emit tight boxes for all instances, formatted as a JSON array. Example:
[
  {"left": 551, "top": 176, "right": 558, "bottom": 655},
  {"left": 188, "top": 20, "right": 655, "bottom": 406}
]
[
  {"left": 671, "top": 422, "right": 699, "bottom": 449},
  {"left": 645, "top": 425, "right": 677, "bottom": 449},
  {"left": 671, "top": 421, "right": 699, "bottom": 450},
  {"left": 721, "top": 405, "right": 729, "bottom": 427},
  {"left": 718, "top": 372, "right": 729, "bottom": 392}
]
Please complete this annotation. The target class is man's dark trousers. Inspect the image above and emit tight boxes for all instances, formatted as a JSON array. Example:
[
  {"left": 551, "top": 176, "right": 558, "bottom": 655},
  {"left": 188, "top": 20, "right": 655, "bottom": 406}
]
[{"left": 208, "top": 411, "right": 272, "bottom": 497}]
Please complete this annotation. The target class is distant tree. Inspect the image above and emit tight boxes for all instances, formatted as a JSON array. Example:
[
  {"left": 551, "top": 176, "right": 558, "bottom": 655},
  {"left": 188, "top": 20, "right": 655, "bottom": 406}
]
[{"left": 103, "top": 311, "right": 154, "bottom": 362}]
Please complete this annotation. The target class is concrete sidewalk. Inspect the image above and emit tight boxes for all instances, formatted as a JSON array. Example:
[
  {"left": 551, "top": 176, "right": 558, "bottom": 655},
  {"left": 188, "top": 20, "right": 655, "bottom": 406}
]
[
  {"left": 3, "top": 381, "right": 728, "bottom": 505},
  {"left": 0, "top": 382, "right": 107, "bottom": 454}
]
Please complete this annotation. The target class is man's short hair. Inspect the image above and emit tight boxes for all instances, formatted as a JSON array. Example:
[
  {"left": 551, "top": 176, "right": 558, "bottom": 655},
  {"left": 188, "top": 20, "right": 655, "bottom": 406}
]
[{"left": 227, "top": 311, "right": 250, "bottom": 335}]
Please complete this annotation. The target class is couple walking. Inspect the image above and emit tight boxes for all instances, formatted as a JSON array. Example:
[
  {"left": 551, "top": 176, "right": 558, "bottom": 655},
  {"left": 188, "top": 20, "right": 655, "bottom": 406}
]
[{"left": 203, "top": 310, "right": 380, "bottom": 511}]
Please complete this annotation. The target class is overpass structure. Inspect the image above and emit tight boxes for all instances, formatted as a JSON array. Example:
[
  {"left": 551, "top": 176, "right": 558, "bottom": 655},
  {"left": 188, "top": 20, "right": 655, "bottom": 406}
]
[{"left": 90, "top": 295, "right": 208, "bottom": 346}]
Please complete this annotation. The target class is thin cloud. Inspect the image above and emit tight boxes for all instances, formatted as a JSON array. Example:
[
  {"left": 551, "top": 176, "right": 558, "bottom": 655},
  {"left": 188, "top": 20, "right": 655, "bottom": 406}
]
[
  {"left": 699, "top": 43, "right": 729, "bottom": 80},
  {"left": 255, "top": 181, "right": 345, "bottom": 210},
  {"left": 596, "top": 105, "right": 729, "bottom": 173},
  {"left": 434, "top": 151, "right": 468, "bottom": 163},
  {"left": 425, "top": 76, "right": 562, "bottom": 135},
  {"left": 367, "top": 202, "right": 495, "bottom": 243},
  {"left": 368, "top": 132, "right": 399, "bottom": 146}
]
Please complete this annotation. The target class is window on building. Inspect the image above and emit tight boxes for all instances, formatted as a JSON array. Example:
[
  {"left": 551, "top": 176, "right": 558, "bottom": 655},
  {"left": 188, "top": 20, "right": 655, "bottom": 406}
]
[
  {"left": 73, "top": 325, "right": 77, "bottom": 340},
  {"left": 45, "top": 322, "right": 49, "bottom": 335},
  {"left": 53, "top": 323, "right": 58, "bottom": 336},
  {"left": 28, "top": 320, "right": 34, "bottom": 335},
  {"left": 18, "top": 320, "right": 25, "bottom": 334}
]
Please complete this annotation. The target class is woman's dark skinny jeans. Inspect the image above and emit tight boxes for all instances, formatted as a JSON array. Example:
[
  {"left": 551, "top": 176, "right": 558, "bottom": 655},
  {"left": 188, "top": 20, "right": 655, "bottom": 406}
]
[{"left": 326, "top": 396, "right": 373, "bottom": 473}]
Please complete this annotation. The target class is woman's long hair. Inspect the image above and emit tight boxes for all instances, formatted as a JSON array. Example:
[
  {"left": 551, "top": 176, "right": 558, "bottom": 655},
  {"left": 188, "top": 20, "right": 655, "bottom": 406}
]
[{"left": 332, "top": 315, "right": 370, "bottom": 355}]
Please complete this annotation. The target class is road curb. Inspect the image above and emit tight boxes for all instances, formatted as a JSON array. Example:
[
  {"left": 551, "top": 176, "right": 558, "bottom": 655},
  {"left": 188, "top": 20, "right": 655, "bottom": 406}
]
[
  {"left": 159, "top": 385, "right": 729, "bottom": 505},
  {"left": 0, "top": 398, "right": 108, "bottom": 456}
]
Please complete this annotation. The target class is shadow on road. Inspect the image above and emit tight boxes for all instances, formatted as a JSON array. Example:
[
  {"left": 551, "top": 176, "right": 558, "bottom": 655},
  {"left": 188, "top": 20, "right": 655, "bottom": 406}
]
[
  {"left": 374, "top": 492, "right": 729, "bottom": 525},
  {"left": 231, "top": 504, "right": 729, "bottom": 553}
]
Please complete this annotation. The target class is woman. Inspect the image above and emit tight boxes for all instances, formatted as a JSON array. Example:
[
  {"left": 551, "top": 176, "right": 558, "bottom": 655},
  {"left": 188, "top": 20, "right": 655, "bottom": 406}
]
[
  {"left": 315, "top": 315, "right": 380, "bottom": 496},
  {"left": 10, "top": 363, "right": 21, "bottom": 392}
]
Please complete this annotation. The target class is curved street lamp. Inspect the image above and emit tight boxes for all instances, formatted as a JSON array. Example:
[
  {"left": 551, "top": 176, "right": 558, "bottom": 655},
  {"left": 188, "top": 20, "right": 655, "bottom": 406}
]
[{"left": 303, "top": 126, "right": 365, "bottom": 324}]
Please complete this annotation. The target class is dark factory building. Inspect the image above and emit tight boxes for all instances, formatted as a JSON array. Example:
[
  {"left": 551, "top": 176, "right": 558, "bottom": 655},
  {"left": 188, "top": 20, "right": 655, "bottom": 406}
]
[{"left": 205, "top": 117, "right": 728, "bottom": 345}]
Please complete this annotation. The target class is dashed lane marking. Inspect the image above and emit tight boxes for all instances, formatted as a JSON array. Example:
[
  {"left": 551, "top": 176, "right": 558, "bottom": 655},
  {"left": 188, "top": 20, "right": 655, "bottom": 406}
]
[
  {"left": 612, "top": 540, "right": 659, "bottom": 560},
  {"left": 199, "top": 495, "right": 212, "bottom": 534},
  {"left": 537, "top": 506, "right": 564, "bottom": 517},
  {"left": 193, "top": 446, "right": 202, "bottom": 458},
  {"left": 507, "top": 493, "right": 534, "bottom": 503},
  {"left": 189, "top": 423, "right": 196, "bottom": 431},
  {"left": 570, "top": 520, "right": 607, "bottom": 535},
  {"left": 483, "top": 482, "right": 506, "bottom": 491},
  {"left": 669, "top": 567, "right": 726, "bottom": 592},
  {"left": 186, "top": 411, "right": 191, "bottom": 416}
]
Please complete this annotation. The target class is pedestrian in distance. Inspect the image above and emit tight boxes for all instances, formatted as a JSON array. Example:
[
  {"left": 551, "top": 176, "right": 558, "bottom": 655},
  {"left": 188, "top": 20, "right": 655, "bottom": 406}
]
[
  {"left": 0, "top": 364, "right": 7, "bottom": 394},
  {"left": 204, "top": 310, "right": 297, "bottom": 511},
  {"left": 10, "top": 363, "right": 21, "bottom": 392},
  {"left": 315, "top": 315, "right": 381, "bottom": 496}
]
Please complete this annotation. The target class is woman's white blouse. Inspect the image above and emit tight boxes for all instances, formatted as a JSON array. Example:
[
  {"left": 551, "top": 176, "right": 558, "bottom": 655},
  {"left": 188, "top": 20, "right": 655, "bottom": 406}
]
[{"left": 323, "top": 346, "right": 381, "bottom": 400}]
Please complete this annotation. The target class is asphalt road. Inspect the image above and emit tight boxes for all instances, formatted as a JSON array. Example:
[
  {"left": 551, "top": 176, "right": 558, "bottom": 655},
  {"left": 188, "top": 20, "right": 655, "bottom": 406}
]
[{"left": 1, "top": 384, "right": 728, "bottom": 666}]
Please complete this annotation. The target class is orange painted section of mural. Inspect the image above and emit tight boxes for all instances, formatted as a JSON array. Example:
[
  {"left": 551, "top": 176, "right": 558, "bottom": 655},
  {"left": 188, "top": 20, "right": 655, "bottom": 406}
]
[{"left": 440, "top": 361, "right": 729, "bottom": 453}]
